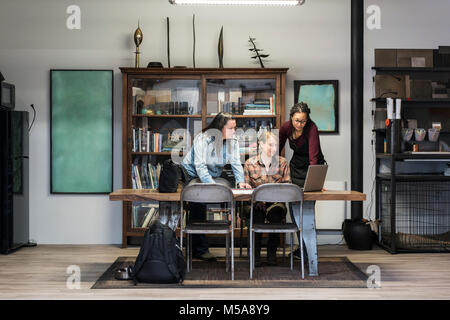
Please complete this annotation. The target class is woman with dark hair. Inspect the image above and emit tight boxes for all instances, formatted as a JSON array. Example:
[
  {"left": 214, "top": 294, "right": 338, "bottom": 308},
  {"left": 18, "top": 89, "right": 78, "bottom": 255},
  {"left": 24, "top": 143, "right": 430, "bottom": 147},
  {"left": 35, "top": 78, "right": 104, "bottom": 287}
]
[
  {"left": 279, "top": 102, "right": 326, "bottom": 260},
  {"left": 182, "top": 112, "right": 251, "bottom": 187},
  {"left": 181, "top": 112, "right": 251, "bottom": 260},
  {"left": 279, "top": 102, "right": 325, "bottom": 187}
]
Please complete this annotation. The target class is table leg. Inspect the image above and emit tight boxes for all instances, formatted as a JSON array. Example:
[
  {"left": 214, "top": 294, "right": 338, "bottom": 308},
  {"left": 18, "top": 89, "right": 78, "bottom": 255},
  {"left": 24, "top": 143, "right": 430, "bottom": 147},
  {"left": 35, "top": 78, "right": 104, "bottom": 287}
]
[{"left": 302, "top": 201, "right": 318, "bottom": 276}]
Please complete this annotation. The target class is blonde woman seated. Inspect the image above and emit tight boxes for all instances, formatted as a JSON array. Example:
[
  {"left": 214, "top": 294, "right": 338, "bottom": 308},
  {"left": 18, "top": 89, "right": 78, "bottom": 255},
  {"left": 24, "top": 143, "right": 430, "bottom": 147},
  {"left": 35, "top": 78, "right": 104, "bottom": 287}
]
[{"left": 243, "top": 131, "right": 291, "bottom": 267}]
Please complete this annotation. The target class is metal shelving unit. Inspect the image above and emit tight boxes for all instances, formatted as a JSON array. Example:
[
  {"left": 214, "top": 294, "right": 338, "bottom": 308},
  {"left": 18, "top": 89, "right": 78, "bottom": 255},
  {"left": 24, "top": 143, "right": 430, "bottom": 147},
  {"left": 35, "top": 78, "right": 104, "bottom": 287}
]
[{"left": 373, "top": 65, "right": 450, "bottom": 253}]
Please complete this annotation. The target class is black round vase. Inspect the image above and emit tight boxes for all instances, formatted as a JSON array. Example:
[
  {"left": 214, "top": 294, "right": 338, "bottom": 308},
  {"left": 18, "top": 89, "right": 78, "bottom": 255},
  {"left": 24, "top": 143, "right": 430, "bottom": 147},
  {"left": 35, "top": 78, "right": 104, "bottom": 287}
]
[{"left": 342, "top": 219, "right": 376, "bottom": 250}]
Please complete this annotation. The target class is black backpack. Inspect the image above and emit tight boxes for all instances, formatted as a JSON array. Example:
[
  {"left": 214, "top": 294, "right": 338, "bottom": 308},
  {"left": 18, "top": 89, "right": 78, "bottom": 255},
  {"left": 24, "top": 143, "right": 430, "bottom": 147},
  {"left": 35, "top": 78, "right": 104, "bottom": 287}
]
[
  {"left": 158, "top": 159, "right": 181, "bottom": 193},
  {"left": 131, "top": 220, "right": 185, "bottom": 284}
]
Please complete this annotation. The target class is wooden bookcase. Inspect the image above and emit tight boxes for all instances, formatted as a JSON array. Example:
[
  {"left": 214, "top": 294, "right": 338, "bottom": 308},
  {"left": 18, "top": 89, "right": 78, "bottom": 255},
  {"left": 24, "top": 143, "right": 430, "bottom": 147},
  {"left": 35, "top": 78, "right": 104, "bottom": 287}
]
[{"left": 119, "top": 67, "right": 288, "bottom": 248}]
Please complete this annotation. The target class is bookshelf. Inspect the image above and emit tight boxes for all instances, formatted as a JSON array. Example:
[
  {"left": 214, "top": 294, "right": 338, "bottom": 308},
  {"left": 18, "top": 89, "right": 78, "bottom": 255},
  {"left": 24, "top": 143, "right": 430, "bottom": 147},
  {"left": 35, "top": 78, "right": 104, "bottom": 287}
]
[{"left": 120, "top": 67, "right": 288, "bottom": 247}]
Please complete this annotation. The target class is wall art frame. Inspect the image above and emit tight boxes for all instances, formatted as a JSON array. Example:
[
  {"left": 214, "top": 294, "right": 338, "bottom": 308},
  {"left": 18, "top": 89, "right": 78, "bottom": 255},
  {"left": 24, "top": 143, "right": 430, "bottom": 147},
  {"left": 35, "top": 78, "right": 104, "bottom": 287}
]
[
  {"left": 50, "top": 69, "right": 114, "bottom": 194},
  {"left": 294, "top": 80, "right": 339, "bottom": 134}
]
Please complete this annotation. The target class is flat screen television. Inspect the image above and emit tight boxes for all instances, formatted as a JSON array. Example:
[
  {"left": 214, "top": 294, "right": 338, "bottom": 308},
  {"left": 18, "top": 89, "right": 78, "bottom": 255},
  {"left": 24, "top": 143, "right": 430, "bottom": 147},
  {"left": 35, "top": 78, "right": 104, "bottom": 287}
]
[{"left": 0, "top": 82, "right": 15, "bottom": 110}]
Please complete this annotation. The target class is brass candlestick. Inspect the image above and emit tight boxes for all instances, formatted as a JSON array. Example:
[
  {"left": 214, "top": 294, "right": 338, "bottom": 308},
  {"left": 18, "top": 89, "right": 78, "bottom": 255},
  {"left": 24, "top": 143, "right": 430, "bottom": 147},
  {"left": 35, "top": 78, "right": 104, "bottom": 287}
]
[{"left": 134, "top": 21, "right": 143, "bottom": 68}]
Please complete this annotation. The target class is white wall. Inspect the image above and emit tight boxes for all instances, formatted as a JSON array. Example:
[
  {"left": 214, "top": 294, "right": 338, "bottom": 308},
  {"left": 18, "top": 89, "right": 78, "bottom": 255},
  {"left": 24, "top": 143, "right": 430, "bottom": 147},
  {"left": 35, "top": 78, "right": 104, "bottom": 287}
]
[
  {"left": 3, "top": 0, "right": 420, "bottom": 244},
  {"left": 363, "top": 0, "right": 450, "bottom": 222}
]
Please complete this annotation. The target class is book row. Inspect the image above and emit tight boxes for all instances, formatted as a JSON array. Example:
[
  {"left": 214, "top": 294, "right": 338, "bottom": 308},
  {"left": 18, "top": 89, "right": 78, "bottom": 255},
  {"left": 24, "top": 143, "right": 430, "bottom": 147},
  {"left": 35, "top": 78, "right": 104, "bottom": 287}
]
[
  {"left": 131, "top": 160, "right": 161, "bottom": 190},
  {"left": 132, "top": 128, "right": 186, "bottom": 153}
]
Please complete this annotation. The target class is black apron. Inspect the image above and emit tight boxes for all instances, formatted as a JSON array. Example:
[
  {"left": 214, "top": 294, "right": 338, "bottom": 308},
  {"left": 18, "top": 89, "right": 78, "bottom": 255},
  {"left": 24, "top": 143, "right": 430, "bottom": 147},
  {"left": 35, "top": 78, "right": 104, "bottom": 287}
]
[{"left": 288, "top": 131, "right": 325, "bottom": 188}]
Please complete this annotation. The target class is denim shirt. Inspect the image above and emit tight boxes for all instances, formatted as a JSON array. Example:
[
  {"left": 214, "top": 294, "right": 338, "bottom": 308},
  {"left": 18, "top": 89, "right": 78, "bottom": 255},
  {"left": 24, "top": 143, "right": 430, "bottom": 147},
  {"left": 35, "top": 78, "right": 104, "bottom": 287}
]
[{"left": 181, "top": 132, "right": 245, "bottom": 185}]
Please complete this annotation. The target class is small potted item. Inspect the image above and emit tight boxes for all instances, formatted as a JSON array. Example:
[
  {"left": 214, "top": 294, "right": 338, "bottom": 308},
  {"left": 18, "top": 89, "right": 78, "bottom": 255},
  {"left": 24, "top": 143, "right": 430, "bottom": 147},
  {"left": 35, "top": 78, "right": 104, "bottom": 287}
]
[
  {"left": 428, "top": 128, "right": 440, "bottom": 142},
  {"left": 402, "top": 128, "right": 414, "bottom": 141},
  {"left": 414, "top": 128, "right": 426, "bottom": 141}
]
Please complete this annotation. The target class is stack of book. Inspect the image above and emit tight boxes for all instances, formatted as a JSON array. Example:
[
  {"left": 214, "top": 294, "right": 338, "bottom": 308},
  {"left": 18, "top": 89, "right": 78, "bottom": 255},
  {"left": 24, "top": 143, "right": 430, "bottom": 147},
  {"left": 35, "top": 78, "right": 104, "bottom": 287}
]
[
  {"left": 242, "top": 94, "right": 276, "bottom": 115},
  {"left": 131, "top": 158, "right": 161, "bottom": 189}
]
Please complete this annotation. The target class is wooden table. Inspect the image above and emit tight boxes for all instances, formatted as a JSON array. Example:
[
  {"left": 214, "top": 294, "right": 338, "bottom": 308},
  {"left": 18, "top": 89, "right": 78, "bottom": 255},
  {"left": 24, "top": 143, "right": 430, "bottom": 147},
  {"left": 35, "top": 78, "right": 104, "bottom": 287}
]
[{"left": 110, "top": 189, "right": 366, "bottom": 276}]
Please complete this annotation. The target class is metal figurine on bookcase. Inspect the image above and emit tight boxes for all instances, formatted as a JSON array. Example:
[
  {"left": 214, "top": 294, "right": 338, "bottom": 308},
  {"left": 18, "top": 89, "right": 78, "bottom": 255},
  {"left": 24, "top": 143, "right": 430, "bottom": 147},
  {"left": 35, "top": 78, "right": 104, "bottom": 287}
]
[
  {"left": 218, "top": 26, "right": 224, "bottom": 68},
  {"left": 134, "top": 21, "right": 143, "bottom": 68},
  {"left": 248, "top": 36, "right": 270, "bottom": 68}
]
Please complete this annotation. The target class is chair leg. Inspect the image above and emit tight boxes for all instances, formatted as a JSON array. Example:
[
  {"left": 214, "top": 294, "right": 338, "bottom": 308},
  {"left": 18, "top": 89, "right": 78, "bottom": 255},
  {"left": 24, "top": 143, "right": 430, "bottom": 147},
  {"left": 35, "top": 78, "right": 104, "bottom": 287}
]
[
  {"left": 252, "top": 231, "right": 256, "bottom": 271},
  {"left": 249, "top": 229, "right": 253, "bottom": 280},
  {"left": 226, "top": 233, "right": 229, "bottom": 272},
  {"left": 300, "top": 229, "right": 304, "bottom": 279},
  {"left": 186, "top": 232, "right": 190, "bottom": 273},
  {"left": 290, "top": 233, "right": 294, "bottom": 271},
  {"left": 246, "top": 227, "right": 250, "bottom": 258},
  {"left": 189, "top": 234, "right": 193, "bottom": 272},
  {"left": 240, "top": 218, "right": 243, "bottom": 258},
  {"left": 231, "top": 229, "right": 234, "bottom": 281}
]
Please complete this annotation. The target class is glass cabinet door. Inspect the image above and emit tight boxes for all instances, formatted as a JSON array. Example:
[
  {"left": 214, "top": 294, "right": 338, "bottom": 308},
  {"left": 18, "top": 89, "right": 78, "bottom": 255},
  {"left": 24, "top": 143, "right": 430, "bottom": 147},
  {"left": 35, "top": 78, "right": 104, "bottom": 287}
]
[
  {"left": 206, "top": 78, "right": 276, "bottom": 116},
  {"left": 131, "top": 78, "right": 202, "bottom": 116},
  {"left": 206, "top": 78, "right": 277, "bottom": 160}
]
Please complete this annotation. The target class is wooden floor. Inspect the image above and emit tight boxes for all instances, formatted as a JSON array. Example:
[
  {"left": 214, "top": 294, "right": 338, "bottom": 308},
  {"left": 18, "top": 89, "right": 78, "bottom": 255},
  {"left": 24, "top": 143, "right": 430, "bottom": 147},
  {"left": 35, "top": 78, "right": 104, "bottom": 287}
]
[{"left": 0, "top": 244, "right": 449, "bottom": 300}]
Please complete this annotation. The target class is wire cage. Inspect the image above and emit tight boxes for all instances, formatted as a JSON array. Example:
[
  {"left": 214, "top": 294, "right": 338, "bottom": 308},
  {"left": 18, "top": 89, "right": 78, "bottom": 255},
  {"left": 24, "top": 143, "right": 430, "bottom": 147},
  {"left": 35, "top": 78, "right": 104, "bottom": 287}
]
[{"left": 379, "top": 179, "right": 450, "bottom": 252}]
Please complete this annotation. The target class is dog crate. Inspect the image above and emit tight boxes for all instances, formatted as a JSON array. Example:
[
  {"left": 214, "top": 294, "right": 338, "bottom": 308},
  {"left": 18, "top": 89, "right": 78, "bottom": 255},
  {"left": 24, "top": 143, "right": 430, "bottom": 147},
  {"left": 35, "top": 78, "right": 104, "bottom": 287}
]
[{"left": 378, "top": 179, "right": 450, "bottom": 253}]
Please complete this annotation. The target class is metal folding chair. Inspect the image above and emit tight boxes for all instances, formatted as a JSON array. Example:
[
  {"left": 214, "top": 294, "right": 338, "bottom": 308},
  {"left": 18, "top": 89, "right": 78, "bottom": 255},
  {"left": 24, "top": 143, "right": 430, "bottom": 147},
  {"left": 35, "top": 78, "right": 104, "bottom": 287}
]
[
  {"left": 179, "top": 183, "right": 235, "bottom": 280},
  {"left": 249, "top": 183, "right": 304, "bottom": 280}
]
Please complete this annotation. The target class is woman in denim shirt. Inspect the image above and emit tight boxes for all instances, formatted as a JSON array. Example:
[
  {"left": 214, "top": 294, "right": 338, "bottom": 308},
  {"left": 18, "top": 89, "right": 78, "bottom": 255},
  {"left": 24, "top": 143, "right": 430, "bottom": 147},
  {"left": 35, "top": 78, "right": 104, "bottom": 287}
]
[{"left": 181, "top": 112, "right": 251, "bottom": 260}]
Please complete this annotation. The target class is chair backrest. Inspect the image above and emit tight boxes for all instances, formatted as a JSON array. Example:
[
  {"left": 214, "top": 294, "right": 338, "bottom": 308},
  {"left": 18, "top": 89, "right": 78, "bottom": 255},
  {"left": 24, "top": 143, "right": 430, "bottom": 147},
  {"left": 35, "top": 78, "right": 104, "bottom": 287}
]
[
  {"left": 251, "top": 183, "right": 303, "bottom": 204},
  {"left": 180, "top": 183, "right": 233, "bottom": 204}
]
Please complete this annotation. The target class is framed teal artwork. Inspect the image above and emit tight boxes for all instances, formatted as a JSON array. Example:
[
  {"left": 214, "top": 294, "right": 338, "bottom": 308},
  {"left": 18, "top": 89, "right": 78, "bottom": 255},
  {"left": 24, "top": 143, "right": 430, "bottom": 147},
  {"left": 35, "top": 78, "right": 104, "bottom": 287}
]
[
  {"left": 294, "top": 80, "right": 339, "bottom": 134},
  {"left": 51, "top": 70, "right": 113, "bottom": 193}
]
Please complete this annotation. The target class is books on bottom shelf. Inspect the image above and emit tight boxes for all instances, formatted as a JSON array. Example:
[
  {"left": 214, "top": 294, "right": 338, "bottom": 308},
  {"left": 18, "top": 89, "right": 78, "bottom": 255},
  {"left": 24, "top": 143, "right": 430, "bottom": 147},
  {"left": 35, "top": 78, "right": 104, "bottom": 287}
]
[
  {"left": 133, "top": 204, "right": 159, "bottom": 228},
  {"left": 141, "top": 206, "right": 158, "bottom": 228}
]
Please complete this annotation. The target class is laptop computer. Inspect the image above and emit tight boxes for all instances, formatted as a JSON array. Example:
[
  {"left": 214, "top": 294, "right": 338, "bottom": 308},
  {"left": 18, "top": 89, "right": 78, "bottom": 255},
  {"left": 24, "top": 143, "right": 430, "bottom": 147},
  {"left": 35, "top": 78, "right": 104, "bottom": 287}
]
[{"left": 303, "top": 164, "right": 328, "bottom": 192}]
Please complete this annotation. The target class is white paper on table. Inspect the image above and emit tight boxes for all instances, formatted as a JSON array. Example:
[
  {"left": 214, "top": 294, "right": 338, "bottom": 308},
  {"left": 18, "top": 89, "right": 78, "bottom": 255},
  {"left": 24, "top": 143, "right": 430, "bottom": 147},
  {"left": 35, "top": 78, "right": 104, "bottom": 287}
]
[{"left": 231, "top": 189, "right": 254, "bottom": 196}]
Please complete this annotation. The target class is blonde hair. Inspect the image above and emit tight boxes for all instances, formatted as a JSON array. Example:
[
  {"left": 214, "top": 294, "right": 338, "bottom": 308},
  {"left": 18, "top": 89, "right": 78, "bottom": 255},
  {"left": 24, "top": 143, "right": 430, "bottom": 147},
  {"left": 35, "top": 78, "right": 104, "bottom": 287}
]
[{"left": 258, "top": 131, "right": 277, "bottom": 146}]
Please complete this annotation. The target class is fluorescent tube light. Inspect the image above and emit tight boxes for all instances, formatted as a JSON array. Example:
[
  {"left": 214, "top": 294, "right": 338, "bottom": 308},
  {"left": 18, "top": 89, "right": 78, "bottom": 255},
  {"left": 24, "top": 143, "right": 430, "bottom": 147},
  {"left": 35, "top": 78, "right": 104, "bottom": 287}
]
[{"left": 169, "top": 0, "right": 305, "bottom": 6}]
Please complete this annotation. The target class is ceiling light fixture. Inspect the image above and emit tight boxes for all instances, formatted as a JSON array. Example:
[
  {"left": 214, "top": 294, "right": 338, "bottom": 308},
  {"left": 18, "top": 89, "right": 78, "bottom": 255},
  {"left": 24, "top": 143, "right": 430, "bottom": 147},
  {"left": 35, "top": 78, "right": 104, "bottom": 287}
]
[{"left": 169, "top": 0, "right": 305, "bottom": 6}]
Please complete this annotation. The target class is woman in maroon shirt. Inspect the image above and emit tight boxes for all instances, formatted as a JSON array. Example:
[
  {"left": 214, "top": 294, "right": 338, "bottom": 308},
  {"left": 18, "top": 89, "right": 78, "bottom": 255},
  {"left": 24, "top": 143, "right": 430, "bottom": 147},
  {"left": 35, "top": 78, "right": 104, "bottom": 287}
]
[{"left": 279, "top": 102, "right": 326, "bottom": 187}]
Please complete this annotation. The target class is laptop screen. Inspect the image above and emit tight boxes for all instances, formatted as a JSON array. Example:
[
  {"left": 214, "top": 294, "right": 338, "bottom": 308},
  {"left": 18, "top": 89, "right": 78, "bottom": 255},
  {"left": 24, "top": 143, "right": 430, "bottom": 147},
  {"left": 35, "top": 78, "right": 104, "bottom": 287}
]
[{"left": 303, "top": 165, "right": 328, "bottom": 192}]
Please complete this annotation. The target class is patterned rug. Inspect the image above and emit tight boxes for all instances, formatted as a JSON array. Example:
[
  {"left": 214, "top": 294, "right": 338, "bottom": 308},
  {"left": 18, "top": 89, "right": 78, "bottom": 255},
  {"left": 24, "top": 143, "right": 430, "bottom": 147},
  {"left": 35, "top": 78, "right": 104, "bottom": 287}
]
[{"left": 91, "top": 256, "right": 368, "bottom": 288}]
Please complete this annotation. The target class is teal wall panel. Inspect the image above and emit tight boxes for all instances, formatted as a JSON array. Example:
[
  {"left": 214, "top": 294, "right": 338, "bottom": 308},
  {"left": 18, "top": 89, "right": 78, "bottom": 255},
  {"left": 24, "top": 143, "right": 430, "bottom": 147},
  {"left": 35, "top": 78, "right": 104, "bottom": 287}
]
[{"left": 51, "top": 70, "right": 113, "bottom": 193}]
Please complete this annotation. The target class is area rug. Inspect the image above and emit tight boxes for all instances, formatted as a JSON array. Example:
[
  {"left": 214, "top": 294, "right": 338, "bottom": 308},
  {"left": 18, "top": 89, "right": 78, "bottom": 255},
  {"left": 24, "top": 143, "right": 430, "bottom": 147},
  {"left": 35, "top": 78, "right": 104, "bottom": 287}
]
[{"left": 91, "top": 256, "right": 368, "bottom": 289}]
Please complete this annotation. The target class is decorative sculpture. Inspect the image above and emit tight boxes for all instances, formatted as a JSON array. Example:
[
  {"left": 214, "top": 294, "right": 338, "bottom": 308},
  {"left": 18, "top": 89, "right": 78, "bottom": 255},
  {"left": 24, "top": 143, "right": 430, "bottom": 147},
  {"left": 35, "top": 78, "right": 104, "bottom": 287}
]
[
  {"left": 248, "top": 36, "right": 270, "bottom": 68},
  {"left": 167, "top": 17, "right": 171, "bottom": 68},
  {"left": 193, "top": 14, "right": 196, "bottom": 68},
  {"left": 218, "top": 26, "right": 224, "bottom": 68},
  {"left": 133, "top": 21, "right": 143, "bottom": 68}
]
